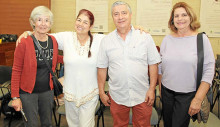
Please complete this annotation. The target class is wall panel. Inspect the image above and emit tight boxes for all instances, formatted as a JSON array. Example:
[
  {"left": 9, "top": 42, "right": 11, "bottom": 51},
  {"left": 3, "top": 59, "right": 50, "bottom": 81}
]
[
  {"left": 0, "top": 0, "right": 50, "bottom": 36},
  {"left": 52, "top": 0, "right": 220, "bottom": 57}
]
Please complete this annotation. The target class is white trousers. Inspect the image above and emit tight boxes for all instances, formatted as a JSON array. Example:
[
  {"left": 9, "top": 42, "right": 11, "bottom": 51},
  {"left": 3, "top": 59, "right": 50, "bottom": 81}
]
[{"left": 64, "top": 95, "right": 99, "bottom": 127}]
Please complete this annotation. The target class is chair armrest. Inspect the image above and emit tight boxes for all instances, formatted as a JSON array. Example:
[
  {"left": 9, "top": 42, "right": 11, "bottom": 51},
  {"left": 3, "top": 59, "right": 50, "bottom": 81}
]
[
  {"left": 0, "top": 81, "right": 11, "bottom": 99},
  {"left": 1, "top": 80, "right": 11, "bottom": 88},
  {"left": 214, "top": 79, "right": 220, "bottom": 85}
]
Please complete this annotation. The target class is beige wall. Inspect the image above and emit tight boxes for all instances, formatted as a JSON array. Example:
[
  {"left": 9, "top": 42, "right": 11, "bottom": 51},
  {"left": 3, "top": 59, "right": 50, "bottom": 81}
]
[{"left": 51, "top": 0, "right": 220, "bottom": 57}]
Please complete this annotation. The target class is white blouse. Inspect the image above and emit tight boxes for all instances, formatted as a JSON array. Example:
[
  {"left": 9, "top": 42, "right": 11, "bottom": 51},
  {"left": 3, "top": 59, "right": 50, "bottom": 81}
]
[{"left": 52, "top": 32, "right": 105, "bottom": 107}]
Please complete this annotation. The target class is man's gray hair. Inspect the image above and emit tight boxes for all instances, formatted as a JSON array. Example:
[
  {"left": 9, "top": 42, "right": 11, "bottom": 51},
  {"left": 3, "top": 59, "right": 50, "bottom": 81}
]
[{"left": 111, "top": 1, "right": 132, "bottom": 15}]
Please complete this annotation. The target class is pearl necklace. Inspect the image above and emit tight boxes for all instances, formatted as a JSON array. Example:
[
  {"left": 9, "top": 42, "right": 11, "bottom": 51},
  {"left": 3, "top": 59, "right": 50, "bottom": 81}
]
[{"left": 36, "top": 37, "right": 48, "bottom": 49}]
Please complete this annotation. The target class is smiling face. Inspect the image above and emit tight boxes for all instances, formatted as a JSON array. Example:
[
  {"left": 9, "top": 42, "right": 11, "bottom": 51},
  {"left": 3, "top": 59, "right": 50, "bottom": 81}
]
[
  {"left": 112, "top": 4, "right": 132, "bottom": 30},
  {"left": 75, "top": 13, "right": 92, "bottom": 35},
  {"left": 173, "top": 7, "right": 191, "bottom": 31},
  {"left": 33, "top": 15, "right": 51, "bottom": 34}
]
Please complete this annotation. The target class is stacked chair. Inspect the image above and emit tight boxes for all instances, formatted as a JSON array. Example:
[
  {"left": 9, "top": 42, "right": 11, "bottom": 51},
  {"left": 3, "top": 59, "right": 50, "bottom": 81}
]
[
  {"left": 212, "top": 55, "right": 220, "bottom": 117},
  {"left": 0, "top": 65, "right": 22, "bottom": 127},
  {"left": 0, "top": 66, "right": 12, "bottom": 117},
  {"left": 1, "top": 80, "right": 11, "bottom": 117}
]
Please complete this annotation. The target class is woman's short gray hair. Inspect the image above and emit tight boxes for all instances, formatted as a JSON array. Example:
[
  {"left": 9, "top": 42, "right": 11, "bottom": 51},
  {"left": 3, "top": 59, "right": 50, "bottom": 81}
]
[
  {"left": 29, "top": 6, "right": 53, "bottom": 29},
  {"left": 111, "top": 1, "right": 132, "bottom": 15}
]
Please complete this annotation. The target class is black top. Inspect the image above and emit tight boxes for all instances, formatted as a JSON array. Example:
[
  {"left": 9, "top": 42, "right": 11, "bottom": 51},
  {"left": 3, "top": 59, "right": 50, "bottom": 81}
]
[{"left": 20, "top": 36, "right": 53, "bottom": 94}]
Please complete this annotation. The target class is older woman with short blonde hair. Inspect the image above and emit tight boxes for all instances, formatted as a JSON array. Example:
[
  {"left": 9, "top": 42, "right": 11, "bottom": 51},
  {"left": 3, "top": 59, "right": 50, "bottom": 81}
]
[{"left": 11, "top": 6, "right": 59, "bottom": 127}]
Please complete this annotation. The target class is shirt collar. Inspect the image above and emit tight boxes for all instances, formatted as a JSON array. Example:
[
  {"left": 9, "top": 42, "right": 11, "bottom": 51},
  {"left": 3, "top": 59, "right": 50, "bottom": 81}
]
[{"left": 115, "top": 25, "right": 134, "bottom": 40}]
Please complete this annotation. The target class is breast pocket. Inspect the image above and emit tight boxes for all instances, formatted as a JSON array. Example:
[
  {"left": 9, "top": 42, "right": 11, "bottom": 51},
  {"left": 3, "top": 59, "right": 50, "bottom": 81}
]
[{"left": 128, "top": 46, "right": 148, "bottom": 65}]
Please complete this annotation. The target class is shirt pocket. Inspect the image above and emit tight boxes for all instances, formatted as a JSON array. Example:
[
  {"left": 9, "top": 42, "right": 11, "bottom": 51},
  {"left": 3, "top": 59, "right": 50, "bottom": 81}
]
[{"left": 128, "top": 46, "right": 148, "bottom": 65}]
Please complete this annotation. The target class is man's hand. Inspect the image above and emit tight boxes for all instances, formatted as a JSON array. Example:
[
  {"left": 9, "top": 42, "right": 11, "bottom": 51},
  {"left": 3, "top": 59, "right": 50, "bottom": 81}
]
[
  {"left": 145, "top": 88, "right": 155, "bottom": 106},
  {"left": 99, "top": 93, "right": 111, "bottom": 106},
  {"left": 146, "top": 64, "right": 158, "bottom": 106},
  {"left": 16, "top": 31, "right": 32, "bottom": 46},
  {"left": 12, "top": 98, "right": 22, "bottom": 111}
]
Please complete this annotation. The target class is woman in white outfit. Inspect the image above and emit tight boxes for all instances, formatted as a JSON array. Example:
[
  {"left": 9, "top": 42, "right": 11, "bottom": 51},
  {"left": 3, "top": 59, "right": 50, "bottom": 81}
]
[{"left": 52, "top": 9, "right": 105, "bottom": 126}]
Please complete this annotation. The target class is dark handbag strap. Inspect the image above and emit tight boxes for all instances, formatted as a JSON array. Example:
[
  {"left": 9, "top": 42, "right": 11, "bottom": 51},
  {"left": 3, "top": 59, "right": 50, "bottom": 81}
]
[
  {"left": 30, "top": 35, "right": 56, "bottom": 78},
  {"left": 196, "top": 32, "right": 205, "bottom": 90}
]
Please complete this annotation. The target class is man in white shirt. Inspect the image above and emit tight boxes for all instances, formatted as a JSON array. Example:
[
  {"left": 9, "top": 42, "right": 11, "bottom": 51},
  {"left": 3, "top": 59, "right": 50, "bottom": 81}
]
[{"left": 97, "top": 1, "right": 161, "bottom": 126}]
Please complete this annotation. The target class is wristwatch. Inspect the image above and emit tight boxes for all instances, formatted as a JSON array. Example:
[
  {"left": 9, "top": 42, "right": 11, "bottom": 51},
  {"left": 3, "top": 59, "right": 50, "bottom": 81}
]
[{"left": 12, "top": 97, "right": 20, "bottom": 100}]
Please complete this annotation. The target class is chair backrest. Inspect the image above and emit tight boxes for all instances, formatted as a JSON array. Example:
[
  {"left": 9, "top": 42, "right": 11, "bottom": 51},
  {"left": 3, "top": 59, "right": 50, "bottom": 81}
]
[
  {"left": 0, "top": 66, "right": 12, "bottom": 84},
  {"left": 217, "top": 54, "right": 220, "bottom": 60},
  {"left": 0, "top": 66, "right": 12, "bottom": 99},
  {"left": 59, "top": 64, "right": 64, "bottom": 78},
  {"left": 216, "top": 59, "right": 220, "bottom": 69}
]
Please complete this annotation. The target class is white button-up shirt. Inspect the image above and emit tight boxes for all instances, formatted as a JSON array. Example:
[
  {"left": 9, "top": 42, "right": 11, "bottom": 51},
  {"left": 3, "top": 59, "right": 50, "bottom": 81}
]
[{"left": 97, "top": 26, "right": 161, "bottom": 107}]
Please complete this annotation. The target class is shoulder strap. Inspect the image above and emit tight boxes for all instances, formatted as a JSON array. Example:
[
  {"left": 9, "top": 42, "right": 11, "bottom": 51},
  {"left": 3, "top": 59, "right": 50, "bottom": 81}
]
[
  {"left": 196, "top": 32, "right": 205, "bottom": 90},
  {"left": 30, "top": 35, "right": 56, "bottom": 78}
]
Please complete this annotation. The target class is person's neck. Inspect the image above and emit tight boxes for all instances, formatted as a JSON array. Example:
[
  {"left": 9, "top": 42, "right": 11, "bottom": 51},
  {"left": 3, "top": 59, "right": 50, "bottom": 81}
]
[
  {"left": 117, "top": 26, "right": 131, "bottom": 40},
  {"left": 33, "top": 32, "right": 48, "bottom": 42},
  {"left": 176, "top": 28, "right": 196, "bottom": 37},
  {"left": 77, "top": 33, "right": 89, "bottom": 46}
]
